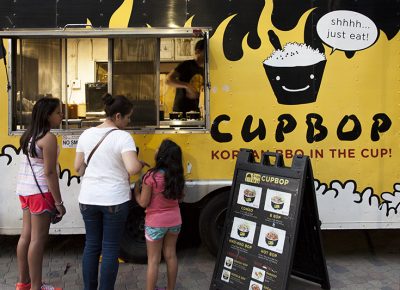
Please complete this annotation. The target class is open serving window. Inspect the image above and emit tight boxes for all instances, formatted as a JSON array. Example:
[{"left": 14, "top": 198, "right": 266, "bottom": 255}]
[{"left": 2, "top": 28, "right": 210, "bottom": 133}]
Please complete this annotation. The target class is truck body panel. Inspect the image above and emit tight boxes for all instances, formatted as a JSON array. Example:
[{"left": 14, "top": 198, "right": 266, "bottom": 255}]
[{"left": 0, "top": 0, "right": 399, "bottom": 235}]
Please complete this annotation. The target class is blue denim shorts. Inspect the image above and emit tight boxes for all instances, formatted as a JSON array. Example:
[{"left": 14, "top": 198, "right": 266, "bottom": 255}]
[{"left": 144, "top": 225, "right": 181, "bottom": 241}]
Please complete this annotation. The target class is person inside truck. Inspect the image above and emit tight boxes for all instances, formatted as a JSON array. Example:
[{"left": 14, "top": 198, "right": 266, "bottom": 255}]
[
  {"left": 16, "top": 97, "right": 66, "bottom": 290},
  {"left": 166, "top": 39, "right": 205, "bottom": 118}
]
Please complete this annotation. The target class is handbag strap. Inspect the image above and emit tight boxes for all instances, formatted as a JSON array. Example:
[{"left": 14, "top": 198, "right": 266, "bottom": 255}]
[
  {"left": 27, "top": 155, "right": 55, "bottom": 210},
  {"left": 86, "top": 128, "right": 118, "bottom": 165},
  {"left": 26, "top": 154, "right": 45, "bottom": 198}
]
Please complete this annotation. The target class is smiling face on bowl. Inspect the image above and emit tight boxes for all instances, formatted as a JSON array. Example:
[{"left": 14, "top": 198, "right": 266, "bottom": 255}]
[
  {"left": 263, "top": 61, "right": 326, "bottom": 105},
  {"left": 263, "top": 43, "right": 326, "bottom": 105}
]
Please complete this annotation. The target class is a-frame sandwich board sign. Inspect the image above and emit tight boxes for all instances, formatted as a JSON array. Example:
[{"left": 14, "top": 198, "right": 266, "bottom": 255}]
[{"left": 209, "top": 149, "right": 330, "bottom": 290}]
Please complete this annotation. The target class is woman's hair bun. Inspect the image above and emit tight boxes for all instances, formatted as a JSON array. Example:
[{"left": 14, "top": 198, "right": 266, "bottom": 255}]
[{"left": 102, "top": 93, "right": 114, "bottom": 106}]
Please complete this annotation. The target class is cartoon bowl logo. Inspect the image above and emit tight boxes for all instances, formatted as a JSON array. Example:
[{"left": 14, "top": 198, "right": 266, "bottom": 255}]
[
  {"left": 237, "top": 223, "right": 250, "bottom": 237},
  {"left": 271, "top": 195, "right": 284, "bottom": 210},
  {"left": 243, "top": 188, "right": 257, "bottom": 203},
  {"left": 222, "top": 270, "right": 230, "bottom": 281},
  {"left": 265, "top": 231, "right": 279, "bottom": 246},
  {"left": 263, "top": 43, "right": 326, "bottom": 105}
]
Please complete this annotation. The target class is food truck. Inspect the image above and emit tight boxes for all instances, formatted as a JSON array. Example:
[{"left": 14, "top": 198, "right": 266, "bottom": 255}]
[{"left": 0, "top": 1, "right": 398, "bottom": 262}]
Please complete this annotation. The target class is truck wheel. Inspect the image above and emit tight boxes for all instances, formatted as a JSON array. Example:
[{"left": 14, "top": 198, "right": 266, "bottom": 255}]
[
  {"left": 120, "top": 202, "right": 147, "bottom": 263},
  {"left": 199, "top": 192, "right": 229, "bottom": 256}
]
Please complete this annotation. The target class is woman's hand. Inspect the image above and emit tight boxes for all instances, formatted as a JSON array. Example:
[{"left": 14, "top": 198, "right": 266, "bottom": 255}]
[
  {"left": 139, "top": 160, "right": 150, "bottom": 169},
  {"left": 122, "top": 151, "right": 148, "bottom": 175}
]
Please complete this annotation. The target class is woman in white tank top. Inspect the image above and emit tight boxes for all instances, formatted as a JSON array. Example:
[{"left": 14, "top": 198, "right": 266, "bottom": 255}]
[{"left": 16, "top": 97, "right": 66, "bottom": 290}]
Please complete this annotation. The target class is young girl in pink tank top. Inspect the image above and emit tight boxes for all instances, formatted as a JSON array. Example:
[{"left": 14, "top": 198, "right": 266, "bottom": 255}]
[{"left": 134, "top": 139, "right": 185, "bottom": 290}]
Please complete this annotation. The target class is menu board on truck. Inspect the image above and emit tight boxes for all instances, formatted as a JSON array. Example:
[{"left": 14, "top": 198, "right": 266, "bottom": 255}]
[{"left": 210, "top": 149, "right": 330, "bottom": 290}]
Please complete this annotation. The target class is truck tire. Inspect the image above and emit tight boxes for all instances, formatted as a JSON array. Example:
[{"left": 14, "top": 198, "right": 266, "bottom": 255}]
[
  {"left": 199, "top": 192, "right": 229, "bottom": 256},
  {"left": 119, "top": 201, "right": 147, "bottom": 263}
]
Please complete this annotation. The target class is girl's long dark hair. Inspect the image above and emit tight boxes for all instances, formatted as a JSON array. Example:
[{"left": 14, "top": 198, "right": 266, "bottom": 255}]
[
  {"left": 20, "top": 97, "right": 60, "bottom": 158},
  {"left": 145, "top": 139, "right": 185, "bottom": 200}
]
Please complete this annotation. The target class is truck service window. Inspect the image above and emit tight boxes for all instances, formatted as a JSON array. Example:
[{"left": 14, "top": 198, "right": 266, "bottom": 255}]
[
  {"left": 7, "top": 29, "right": 210, "bottom": 133},
  {"left": 13, "top": 39, "right": 62, "bottom": 130}
]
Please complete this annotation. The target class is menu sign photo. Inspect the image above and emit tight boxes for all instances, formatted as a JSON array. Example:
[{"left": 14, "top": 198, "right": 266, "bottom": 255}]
[{"left": 210, "top": 149, "right": 330, "bottom": 290}]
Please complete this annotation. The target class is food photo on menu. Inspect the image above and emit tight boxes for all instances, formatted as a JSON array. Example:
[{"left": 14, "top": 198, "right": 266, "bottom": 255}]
[
  {"left": 221, "top": 269, "right": 231, "bottom": 282},
  {"left": 237, "top": 183, "right": 263, "bottom": 209},
  {"left": 251, "top": 266, "right": 265, "bottom": 282},
  {"left": 249, "top": 280, "right": 263, "bottom": 290},
  {"left": 224, "top": 256, "right": 233, "bottom": 269},
  {"left": 264, "top": 188, "right": 292, "bottom": 216},
  {"left": 231, "top": 217, "right": 257, "bottom": 244},
  {"left": 257, "top": 224, "right": 286, "bottom": 254}
]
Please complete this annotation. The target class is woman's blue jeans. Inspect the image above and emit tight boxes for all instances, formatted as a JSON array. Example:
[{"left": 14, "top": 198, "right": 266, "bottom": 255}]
[{"left": 80, "top": 201, "right": 129, "bottom": 290}]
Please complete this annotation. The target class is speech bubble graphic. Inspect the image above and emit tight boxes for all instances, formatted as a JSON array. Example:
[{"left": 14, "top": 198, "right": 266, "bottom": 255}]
[{"left": 317, "top": 10, "right": 378, "bottom": 53}]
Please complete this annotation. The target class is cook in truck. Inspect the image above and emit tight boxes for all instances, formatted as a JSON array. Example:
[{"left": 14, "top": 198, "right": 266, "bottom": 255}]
[{"left": 166, "top": 39, "right": 205, "bottom": 118}]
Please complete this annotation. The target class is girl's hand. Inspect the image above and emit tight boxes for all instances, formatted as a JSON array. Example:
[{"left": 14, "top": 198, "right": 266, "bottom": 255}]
[
  {"left": 55, "top": 203, "right": 66, "bottom": 216},
  {"left": 133, "top": 180, "right": 142, "bottom": 205},
  {"left": 134, "top": 180, "right": 141, "bottom": 195}
]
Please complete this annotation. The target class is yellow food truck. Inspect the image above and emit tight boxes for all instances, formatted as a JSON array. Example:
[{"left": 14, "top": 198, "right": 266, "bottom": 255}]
[{"left": 0, "top": 0, "right": 398, "bottom": 262}]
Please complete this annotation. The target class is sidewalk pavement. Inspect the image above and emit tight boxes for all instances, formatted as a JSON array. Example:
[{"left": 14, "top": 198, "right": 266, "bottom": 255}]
[{"left": 0, "top": 229, "right": 399, "bottom": 289}]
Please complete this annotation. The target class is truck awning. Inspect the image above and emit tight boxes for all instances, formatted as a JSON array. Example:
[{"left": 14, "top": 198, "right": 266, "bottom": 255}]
[{"left": 0, "top": 27, "right": 211, "bottom": 38}]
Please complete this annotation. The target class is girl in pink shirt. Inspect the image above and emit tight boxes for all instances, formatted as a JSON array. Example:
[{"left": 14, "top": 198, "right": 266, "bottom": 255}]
[{"left": 135, "top": 139, "right": 185, "bottom": 290}]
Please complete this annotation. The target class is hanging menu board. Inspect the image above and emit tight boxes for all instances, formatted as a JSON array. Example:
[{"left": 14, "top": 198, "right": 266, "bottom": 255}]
[{"left": 210, "top": 149, "right": 330, "bottom": 290}]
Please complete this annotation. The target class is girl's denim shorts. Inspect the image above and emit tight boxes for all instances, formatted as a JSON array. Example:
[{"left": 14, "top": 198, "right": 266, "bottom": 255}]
[{"left": 144, "top": 225, "right": 181, "bottom": 241}]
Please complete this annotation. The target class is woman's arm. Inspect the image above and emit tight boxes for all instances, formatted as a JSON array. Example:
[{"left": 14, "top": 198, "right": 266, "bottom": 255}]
[
  {"left": 122, "top": 151, "right": 149, "bottom": 176},
  {"left": 134, "top": 181, "right": 152, "bottom": 208},
  {"left": 74, "top": 152, "right": 85, "bottom": 173},
  {"left": 38, "top": 133, "right": 66, "bottom": 215}
]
